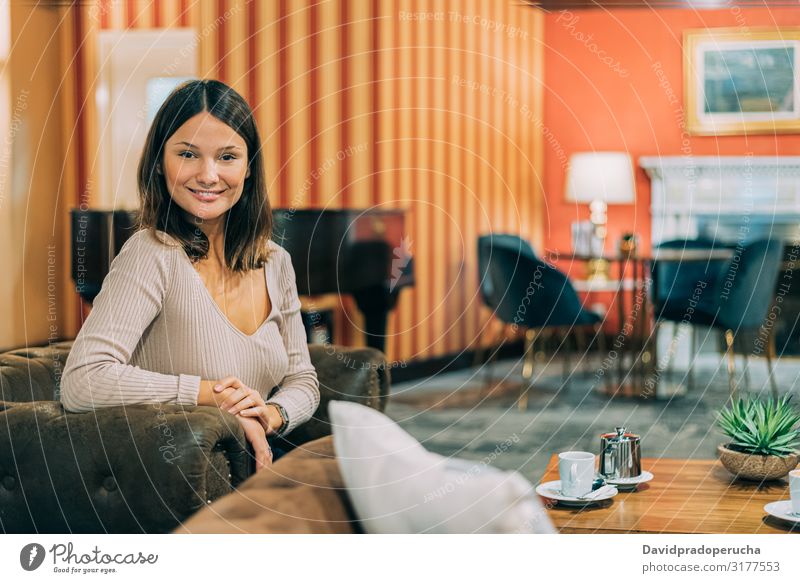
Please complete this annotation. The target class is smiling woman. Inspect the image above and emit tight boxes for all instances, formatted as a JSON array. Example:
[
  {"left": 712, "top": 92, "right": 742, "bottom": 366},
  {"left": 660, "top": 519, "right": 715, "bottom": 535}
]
[{"left": 61, "top": 80, "right": 320, "bottom": 471}]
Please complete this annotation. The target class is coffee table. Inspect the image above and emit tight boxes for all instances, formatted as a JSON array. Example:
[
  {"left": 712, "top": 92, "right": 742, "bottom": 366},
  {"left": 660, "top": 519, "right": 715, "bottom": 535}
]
[{"left": 538, "top": 455, "right": 798, "bottom": 533}]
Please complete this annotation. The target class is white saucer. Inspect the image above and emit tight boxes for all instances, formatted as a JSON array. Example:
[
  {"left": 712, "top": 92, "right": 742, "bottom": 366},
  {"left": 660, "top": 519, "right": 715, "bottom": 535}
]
[
  {"left": 763, "top": 500, "right": 800, "bottom": 524},
  {"left": 535, "top": 480, "right": 618, "bottom": 506},
  {"left": 604, "top": 470, "right": 654, "bottom": 491}
]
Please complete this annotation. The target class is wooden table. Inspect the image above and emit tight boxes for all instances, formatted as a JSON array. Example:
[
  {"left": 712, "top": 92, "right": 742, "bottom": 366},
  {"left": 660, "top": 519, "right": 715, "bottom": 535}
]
[{"left": 538, "top": 455, "right": 797, "bottom": 534}]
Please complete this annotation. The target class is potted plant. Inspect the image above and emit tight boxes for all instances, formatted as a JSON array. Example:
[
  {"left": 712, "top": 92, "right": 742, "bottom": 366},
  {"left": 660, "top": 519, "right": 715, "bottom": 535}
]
[{"left": 716, "top": 395, "right": 800, "bottom": 481}]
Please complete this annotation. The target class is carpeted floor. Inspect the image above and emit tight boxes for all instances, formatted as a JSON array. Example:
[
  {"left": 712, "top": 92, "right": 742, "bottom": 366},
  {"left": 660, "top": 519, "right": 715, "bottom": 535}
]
[{"left": 383, "top": 351, "right": 800, "bottom": 485}]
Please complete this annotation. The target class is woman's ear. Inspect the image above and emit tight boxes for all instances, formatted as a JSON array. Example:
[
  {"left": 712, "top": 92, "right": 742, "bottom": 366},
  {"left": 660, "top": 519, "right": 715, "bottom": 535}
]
[
  {"left": 246, "top": 166, "right": 251, "bottom": 179},
  {"left": 156, "top": 164, "right": 163, "bottom": 175}
]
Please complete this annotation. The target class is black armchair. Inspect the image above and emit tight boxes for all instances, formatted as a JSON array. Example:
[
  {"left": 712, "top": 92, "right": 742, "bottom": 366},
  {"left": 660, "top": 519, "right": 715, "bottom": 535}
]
[{"left": 480, "top": 242, "right": 603, "bottom": 409}]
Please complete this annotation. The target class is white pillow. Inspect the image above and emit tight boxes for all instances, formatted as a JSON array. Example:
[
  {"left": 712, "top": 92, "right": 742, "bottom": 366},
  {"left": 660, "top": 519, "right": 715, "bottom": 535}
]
[{"left": 329, "top": 401, "right": 555, "bottom": 534}]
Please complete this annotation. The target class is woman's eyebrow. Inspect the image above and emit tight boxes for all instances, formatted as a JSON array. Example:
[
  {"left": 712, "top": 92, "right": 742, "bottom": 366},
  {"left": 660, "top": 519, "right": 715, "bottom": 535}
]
[{"left": 175, "top": 141, "right": 243, "bottom": 152}]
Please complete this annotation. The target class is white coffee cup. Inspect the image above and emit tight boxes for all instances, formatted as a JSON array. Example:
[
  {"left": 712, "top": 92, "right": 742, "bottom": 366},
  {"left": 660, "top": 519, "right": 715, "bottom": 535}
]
[
  {"left": 559, "top": 451, "right": 595, "bottom": 497},
  {"left": 790, "top": 469, "right": 800, "bottom": 516}
]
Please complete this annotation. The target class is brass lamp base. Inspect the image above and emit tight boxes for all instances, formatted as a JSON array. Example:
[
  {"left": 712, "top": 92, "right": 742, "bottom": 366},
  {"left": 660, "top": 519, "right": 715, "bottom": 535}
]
[{"left": 587, "top": 257, "right": 609, "bottom": 282}]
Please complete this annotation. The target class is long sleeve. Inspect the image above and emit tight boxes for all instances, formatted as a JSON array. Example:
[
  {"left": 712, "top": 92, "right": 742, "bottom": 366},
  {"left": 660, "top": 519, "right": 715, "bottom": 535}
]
[
  {"left": 265, "top": 248, "right": 320, "bottom": 435},
  {"left": 61, "top": 230, "right": 201, "bottom": 412}
]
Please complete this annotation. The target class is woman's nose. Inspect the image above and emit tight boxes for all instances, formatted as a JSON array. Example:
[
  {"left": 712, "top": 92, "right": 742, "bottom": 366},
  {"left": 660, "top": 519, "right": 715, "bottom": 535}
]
[{"left": 196, "top": 159, "right": 218, "bottom": 185}]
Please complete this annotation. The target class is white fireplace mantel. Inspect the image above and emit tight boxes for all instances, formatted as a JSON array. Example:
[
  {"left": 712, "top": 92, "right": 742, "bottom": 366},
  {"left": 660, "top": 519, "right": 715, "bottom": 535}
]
[{"left": 639, "top": 156, "right": 800, "bottom": 245}]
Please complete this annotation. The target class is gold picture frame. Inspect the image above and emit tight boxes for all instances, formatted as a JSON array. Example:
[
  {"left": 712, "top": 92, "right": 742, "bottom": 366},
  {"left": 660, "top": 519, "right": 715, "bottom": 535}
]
[{"left": 684, "top": 28, "right": 800, "bottom": 135}]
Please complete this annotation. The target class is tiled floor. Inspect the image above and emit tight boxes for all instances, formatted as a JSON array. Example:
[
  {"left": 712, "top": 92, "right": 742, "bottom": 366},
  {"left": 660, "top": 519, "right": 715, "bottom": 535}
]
[{"left": 383, "top": 351, "right": 800, "bottom": 484}]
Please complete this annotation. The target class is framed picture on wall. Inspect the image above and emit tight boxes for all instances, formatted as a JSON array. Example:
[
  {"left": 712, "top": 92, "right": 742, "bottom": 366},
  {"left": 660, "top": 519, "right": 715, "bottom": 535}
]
[{"left": 684, "top": 28, "right": 800, "bottom": 135}]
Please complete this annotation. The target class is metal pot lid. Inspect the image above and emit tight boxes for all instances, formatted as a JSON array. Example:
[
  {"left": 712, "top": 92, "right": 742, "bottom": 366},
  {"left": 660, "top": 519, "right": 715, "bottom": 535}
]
[{"left": 601, "top": 426, "right": 640, "bottom": 442}]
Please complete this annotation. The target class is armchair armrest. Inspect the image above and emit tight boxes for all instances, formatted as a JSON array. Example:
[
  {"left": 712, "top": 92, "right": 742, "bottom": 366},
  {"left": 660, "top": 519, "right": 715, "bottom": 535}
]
[
  {"left": 274, "top": 345, "right": 390, "bottom": 449},
  {"left": 0, "top": 401, "right": 249, "bottom": 533}
]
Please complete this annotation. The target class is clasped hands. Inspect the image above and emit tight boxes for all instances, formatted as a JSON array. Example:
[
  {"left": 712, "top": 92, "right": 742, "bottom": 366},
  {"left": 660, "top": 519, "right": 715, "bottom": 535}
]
[{"left": 204, "top": 377, "right": 285, "bottom": 471}]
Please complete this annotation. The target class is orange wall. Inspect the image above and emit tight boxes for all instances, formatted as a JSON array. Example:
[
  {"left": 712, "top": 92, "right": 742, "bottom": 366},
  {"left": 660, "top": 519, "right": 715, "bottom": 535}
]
[
  {"left": 60, "top": 0, "right": 545, "bottom": 363},
  {"left": 543, "top": 8, "right": 800, "bottom": 260}
]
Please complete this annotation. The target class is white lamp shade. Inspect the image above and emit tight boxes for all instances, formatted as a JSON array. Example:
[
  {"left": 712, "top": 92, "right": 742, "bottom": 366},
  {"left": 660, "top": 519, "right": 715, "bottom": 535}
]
[{"left": 565, "top": 152, "right": 636, "bottom": 205}]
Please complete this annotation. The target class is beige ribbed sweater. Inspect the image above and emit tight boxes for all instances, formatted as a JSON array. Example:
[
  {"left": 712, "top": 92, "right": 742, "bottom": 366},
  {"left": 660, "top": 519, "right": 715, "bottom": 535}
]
[{"left": 61, "top": 229, "right": 320, "bottom": 435}]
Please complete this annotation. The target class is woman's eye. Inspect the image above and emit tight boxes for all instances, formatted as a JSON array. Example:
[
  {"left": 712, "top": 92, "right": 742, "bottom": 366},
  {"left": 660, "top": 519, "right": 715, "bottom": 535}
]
[
  {"left": 178, "top": 151, "right": 196, "bottom": 159},
  {"left": 220, "top": 153, "right": 237, "bottom": 161}
]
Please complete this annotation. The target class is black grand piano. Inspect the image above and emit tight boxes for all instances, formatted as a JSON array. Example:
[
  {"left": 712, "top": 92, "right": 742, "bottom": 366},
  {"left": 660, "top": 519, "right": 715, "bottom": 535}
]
[{"left": 70, "top": 208, "right": 413, "bottom": 353}]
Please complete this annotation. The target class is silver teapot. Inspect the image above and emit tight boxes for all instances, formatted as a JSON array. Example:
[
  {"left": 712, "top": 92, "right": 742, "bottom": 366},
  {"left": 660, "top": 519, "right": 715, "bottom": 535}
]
[{"left": 599, "top": 426, "right": 641, "bottom": 479}]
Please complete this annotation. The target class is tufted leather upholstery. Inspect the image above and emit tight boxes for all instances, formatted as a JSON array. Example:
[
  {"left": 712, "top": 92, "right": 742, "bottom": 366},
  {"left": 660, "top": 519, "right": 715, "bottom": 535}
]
[{"left": 0, "top": 341, "right": 389, "bottom": 533}]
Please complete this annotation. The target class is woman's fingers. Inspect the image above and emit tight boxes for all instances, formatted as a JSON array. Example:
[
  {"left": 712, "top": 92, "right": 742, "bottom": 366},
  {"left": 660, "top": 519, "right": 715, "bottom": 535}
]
[
  {"left": 240, "top": 406, "right": 271, "bottom": 432},
  {"left": 219, "top": 387, "right": 248, "bottom": 411},
  {"left": 213, "top": 376, "right": 241, "bottom": 392},
  {"left": 227, "top": 396, "right": 255, "bottom": 416}
]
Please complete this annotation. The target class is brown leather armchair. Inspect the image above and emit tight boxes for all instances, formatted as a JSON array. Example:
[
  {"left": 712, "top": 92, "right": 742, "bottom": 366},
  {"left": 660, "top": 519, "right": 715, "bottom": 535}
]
[{"left": 0, "top": 341, "right": 389, "bottom": 533}]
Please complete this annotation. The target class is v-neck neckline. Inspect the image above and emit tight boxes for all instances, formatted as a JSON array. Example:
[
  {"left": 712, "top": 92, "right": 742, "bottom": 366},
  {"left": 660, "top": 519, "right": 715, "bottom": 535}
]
[{"left": 180, "top": 252, "right": 276, "bottom": 339}]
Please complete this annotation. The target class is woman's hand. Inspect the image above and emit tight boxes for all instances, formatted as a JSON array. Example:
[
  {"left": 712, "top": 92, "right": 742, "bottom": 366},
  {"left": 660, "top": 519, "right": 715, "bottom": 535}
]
[
  {"left": 213, "top": 377, "right": 285, "bottom": 435},
  {"left": 239, "top": 403, "right": 285, "bottom": 436},
  {"left": 235, "top": 414, "right": 272, "bottom": 471},
  {"left": 214, "top": 376, "right": 267, "bottom": 414}
]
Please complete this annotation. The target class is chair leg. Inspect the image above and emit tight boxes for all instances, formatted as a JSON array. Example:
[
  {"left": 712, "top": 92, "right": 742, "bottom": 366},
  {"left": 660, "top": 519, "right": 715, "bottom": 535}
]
[
  {"left": 519, "top": 328, "right": 538, "bottom": 411},
  {"left": 725, "top": 329, "right": 737, "bottom": 399},
  {"left": 667, "top": 323, "right": 680, "bottom": 380},
  {"left": 480, "top": 320, "right": 505, "bottom": 396},
  {"left": 575, "top": 326, "right": 588, "bottom": 378},
  {"left": 521, "top": 328, "right": 537, "bottom": 382},
  {"left": 687, "top": 325, "right": 696, "bottom": 393},
  {"left": 742, "top": 351, "right": 751, "bottom": 393},
  {"left": 472, "top": 320, "right": 490, "bottom": 369},
  {"left": 597, "top": 323, "right": 613, "bottom": 393},
  {"left": 766, "top": 327, "right": 779, "bottom": 400}
]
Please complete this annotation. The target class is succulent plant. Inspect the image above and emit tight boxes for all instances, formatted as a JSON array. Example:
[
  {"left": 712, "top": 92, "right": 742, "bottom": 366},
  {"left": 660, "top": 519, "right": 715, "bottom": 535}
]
[{"left": 716, "top": 395, "right": 800, "bottom": 457}]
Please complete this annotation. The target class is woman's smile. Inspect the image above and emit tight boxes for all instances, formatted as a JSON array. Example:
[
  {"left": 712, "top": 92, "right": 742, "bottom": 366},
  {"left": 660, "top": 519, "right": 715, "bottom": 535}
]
[{"left": 187, "top": 187, "right": 226, "bottom": 202}]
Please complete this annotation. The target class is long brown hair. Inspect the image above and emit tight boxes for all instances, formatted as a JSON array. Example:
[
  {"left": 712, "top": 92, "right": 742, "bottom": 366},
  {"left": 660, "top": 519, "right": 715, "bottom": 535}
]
[{"left": 137, "top": 79, "right": 272, "bottom": 272}]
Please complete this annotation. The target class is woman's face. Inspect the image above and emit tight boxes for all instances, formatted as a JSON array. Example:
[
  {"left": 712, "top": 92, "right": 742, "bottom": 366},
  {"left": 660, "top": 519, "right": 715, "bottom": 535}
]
[{"left": 162, "top": 111, "right": 250, "bottom": 223}]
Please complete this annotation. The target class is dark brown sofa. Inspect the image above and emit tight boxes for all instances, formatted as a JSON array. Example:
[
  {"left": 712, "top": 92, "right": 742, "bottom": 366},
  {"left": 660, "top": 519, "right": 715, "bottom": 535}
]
[{"left": 0, "top": 341, "right": 389, "bottom": 533}]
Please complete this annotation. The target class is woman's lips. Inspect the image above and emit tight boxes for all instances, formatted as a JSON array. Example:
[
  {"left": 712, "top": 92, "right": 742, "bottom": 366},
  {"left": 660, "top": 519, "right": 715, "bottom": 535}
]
[{"left": 188, "top": 188, "right": 224, "bottom": 202}]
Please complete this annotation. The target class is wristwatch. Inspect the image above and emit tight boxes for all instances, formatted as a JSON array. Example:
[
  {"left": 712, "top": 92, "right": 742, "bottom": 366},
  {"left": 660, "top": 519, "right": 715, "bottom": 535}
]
[{"left": 269, "top": 403, "right": 290, "bottom": 436}]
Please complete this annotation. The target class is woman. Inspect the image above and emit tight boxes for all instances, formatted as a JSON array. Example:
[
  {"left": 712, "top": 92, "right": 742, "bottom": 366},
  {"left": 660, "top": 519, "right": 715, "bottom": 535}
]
[{"left": 61, "top": 80, "right": 319, "bottom": 470}]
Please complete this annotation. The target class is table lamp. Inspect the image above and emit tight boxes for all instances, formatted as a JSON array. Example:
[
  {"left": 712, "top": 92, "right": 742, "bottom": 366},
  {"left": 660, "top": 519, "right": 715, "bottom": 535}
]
[{"left": 565, "top": 151, "right": 636, "bottom": 280}]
